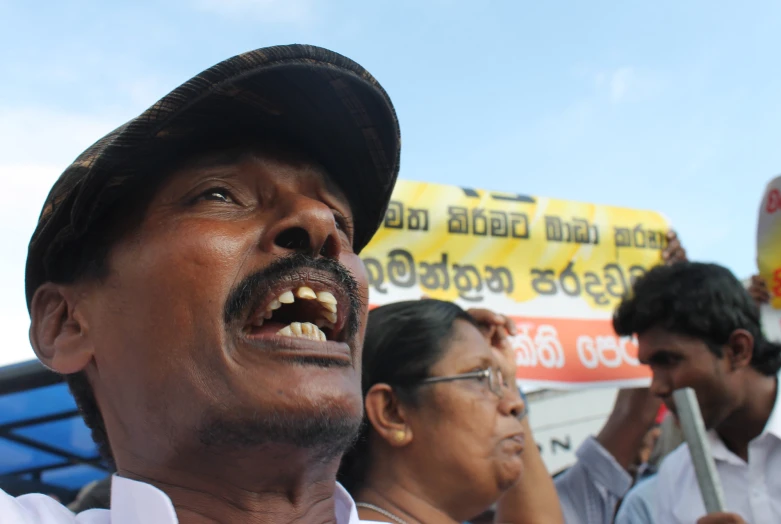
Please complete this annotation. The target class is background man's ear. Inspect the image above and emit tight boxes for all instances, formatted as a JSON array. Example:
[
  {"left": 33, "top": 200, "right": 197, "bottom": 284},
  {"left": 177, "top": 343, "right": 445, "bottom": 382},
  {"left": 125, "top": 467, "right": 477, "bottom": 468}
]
[
  {"left": 725, "top": 329, "right": 754, "bottom": 371},
  {"left": 29, "top": 283, "right": 94, "bottom": 374}
]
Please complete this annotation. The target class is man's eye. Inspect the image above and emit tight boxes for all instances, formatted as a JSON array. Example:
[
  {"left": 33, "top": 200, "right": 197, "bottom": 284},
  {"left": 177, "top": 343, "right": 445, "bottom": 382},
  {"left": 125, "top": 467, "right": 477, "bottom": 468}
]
[
  {"left": 332, "top": 211, "right": 353, "bottom": 236},
  {"left": 654, "top": 355, "right": 680, "bottom": 368},
  {"left": 199, "top": 188, "right": 234, "bottom": 203}
]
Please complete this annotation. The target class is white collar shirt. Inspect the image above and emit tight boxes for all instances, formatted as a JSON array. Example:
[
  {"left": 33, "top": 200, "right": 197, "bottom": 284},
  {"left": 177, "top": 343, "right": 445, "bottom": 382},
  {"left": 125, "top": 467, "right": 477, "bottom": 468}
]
[
  {"left": 0, "top": 475, "right": 381, "bottom": 523},
  {"left": 654, "top": 375, "right": 781, "bottom": 524}
]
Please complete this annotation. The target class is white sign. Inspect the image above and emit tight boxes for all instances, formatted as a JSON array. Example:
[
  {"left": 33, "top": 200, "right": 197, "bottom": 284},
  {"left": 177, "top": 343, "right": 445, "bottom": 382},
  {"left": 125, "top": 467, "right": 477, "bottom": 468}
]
[{"left": 527, "top": 388, "right": 617, "bottom": 473}]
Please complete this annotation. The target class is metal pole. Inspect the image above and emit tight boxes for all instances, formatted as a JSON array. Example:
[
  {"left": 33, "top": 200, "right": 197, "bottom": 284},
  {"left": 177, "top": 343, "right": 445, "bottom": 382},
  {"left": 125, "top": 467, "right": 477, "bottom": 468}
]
[{"left": 672, "top": 387, "right": 727, "bottom": 514}]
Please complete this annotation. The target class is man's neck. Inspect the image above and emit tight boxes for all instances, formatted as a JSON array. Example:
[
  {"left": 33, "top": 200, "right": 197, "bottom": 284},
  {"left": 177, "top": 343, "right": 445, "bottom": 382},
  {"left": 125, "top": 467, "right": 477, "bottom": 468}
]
[
  {"left": 717, "top": 373, "right": 778, "bottom": 462},
  {"left": 117, "top": 446, "right": 343, "bottom": 524}
]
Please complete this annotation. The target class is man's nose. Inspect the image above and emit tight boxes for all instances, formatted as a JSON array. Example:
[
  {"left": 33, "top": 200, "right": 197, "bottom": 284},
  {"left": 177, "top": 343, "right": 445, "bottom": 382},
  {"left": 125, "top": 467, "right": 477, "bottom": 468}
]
[
  {"left": 261, "top": 192, "right": 343, "bottom": 259},
  {"left": 650, "top": 372, "right": 672, "bottom": 400}
]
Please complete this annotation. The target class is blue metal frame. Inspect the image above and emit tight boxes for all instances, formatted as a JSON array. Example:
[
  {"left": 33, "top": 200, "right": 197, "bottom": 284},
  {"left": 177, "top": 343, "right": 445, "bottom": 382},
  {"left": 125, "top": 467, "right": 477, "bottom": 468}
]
[{"left": 0, "top": 360, "right": 108, "bottom": 498}]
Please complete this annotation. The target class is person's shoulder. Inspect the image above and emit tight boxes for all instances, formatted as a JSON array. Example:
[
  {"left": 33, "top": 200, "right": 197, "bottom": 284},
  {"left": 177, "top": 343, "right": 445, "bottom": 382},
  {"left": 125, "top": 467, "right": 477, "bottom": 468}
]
[
  {"left": 74, "top": 508, "right": 111, "bottom": 523},
  {"left": 0, "top": 489, "right": 78, "bottom": 523},
  {"left": 655, "top": 441, "right": 692, "bottom": 479},
  {"left": 629, "top": 473, "right": 658, "bottom": 492},
  {"left": 0, "top": 488, "right": 111, "bottom": 524},
  {"left": 614, "top": 475, "right": 657, "bottom": 524},
  {"left": 652, "top": 442, "right": 697, "bottom": 521}
]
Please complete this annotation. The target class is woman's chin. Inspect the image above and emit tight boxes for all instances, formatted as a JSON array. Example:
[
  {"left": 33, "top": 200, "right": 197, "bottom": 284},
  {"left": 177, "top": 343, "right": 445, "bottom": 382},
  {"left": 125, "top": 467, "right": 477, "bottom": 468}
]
[{"left": 495, "top": 456, "right": 524, "bottom": 491}]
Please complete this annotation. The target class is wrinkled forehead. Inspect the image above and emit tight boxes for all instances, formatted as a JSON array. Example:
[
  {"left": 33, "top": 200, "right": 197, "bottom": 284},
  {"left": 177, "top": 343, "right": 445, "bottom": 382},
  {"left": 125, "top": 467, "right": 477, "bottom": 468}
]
[
  {"left": 435, "top": 320, "right": 494, "bottom": 368},
  {"left": 167, "top": 140, "right": 349, "bottom": 204}
]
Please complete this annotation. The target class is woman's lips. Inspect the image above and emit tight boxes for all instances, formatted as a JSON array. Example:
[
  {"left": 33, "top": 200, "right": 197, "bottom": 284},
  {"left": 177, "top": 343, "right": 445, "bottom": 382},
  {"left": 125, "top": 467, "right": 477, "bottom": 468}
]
[{"left": 503, "top": 433, "right": 526, "bottom": 453}]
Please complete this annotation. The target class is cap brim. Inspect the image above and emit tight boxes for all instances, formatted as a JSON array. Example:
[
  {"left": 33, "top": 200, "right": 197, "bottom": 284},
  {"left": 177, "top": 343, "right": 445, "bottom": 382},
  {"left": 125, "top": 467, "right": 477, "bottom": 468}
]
[{"left": 26, "top": 44, "right": 400, "bottom": 307}]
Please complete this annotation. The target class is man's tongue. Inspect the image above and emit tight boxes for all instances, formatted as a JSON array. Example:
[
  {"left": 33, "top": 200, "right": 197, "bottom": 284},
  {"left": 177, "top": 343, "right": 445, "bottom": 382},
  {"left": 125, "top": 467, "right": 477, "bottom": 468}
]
[{"left": 249, "top": 321, "right": 288, "bottom": 336}]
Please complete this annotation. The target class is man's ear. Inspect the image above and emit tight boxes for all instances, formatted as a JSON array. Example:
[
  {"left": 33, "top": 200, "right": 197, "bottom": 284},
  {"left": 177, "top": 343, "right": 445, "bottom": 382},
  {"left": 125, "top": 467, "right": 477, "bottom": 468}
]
[
  {"left": 29, "top": 283, "right": 94, "bottom": 374},
  {"left": 725, "top": 329, "right": 754, "bottom": 372},
  {"left": 364, "top": 383, "right": 413, "bottom": 447}
]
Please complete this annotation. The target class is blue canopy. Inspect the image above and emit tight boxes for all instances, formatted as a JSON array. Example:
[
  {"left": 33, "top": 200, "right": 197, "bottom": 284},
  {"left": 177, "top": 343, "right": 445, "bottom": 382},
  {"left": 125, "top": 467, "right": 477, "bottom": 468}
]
[{"left": 0, "top": 360, "right": 108, "bottom": 499}]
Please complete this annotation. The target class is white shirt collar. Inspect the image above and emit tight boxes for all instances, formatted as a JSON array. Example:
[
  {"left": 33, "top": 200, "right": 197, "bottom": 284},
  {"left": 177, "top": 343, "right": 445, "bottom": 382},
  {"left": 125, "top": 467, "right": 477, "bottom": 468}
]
[
  {"left": 107, "top": 475, "right": 360, "bottom": 524},
  {"left": 109, "top": 476, "right": 176, "bottom": 524}
]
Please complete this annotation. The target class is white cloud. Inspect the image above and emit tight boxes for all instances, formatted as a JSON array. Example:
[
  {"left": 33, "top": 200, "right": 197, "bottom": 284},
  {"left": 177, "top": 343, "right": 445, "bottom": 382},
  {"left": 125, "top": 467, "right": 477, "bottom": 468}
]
[
  {"left": 194, "top": 0, "right": 317, "bottom": 24},
  {"left": 0, "top": 106, "right": 124, "bottom": 166},
  {"left": 0, "top": 164, "right": 63, "bottom": 367},
  {"left": 609, "top": 67, "right": 633, "bottom": 102},
  {"left": 535, "top": 99, "right": 596, "bottom": 148},
  {"left": 593, "top": 66, "right": 667, "bottom": 103},
  {"left": 0, "top": 107, "right": 124, "bottom": 366},
  {"left": 0, "top": 311, "right": 36, "bottom": 368},
  {"left": 122, "top": 77, "right": 176, "bottom": 109}
]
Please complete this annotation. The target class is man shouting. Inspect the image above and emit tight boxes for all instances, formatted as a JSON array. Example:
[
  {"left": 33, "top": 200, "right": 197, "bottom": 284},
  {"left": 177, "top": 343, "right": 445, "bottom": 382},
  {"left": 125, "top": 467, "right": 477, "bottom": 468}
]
[{"left": 6, "top": 44, "right": 401, "bottom": 523}]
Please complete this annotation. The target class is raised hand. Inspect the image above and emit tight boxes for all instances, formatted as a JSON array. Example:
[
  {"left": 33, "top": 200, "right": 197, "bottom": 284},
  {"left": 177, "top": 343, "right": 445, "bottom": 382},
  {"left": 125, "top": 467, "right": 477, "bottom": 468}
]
[
  {"left": 662, "top": 230, "right": 687, "bottom": 265},
  {"left": 697, "top": 512, "right": 748, "bottom": 524}
]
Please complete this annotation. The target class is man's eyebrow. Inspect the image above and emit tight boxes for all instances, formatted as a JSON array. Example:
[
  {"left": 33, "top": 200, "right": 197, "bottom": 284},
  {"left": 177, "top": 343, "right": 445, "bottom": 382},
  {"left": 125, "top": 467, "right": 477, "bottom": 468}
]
[
  {"left": 184, "top": 150, "right": 252, "bottom": 170},
  {"left": 642, "top": 350, "right": 681, "bottom": 365},
  {"left": 184, "top": 149, "right": 336, "bottom": 185},
  {"left": 319, "top": 169, "right": 346, "bottom": 200},
  {"left": 177, "top": 147, "right": 350, "bottom": 208}
]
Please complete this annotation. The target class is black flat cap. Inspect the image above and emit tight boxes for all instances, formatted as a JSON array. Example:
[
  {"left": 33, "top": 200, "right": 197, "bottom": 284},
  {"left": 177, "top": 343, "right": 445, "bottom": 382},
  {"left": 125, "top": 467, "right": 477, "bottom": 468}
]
[{"left": 25, "top": 44, "right": 401, "bottom": 309}]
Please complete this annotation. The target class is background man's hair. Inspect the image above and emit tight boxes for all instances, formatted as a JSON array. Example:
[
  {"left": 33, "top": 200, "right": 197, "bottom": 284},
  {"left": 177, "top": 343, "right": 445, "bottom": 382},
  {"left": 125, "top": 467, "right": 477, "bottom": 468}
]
[{"left": 613, "top": 261, "right": 781, "bottom": 375}]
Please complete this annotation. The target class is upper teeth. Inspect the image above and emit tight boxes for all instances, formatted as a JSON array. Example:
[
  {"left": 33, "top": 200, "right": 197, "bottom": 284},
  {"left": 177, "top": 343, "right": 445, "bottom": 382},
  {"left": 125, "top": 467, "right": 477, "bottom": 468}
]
[
  {"left": 296, "top": 287, "right": 318, "bottom": 300},
  {"left": 321, "top": 302, "right": 337, "bottom": 313},
  {"left": 251, "top": 286, "right": 339, "bottom": 341},
  {"left": 316, "top": 291, "right": 336, "bottom": 304}
]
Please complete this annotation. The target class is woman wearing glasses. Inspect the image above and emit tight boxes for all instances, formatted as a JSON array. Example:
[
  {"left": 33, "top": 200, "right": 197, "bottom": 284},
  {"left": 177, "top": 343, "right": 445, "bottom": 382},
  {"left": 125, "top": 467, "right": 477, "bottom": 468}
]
[{"left": 338, "top": 299, "right": 563, "bottom": 524}]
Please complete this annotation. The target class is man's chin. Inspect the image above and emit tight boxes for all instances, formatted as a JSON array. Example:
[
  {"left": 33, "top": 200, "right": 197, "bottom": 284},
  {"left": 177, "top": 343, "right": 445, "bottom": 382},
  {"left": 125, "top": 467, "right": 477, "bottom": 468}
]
[{"left": 197, "top": 405, "right": 362, "bottom": 462}]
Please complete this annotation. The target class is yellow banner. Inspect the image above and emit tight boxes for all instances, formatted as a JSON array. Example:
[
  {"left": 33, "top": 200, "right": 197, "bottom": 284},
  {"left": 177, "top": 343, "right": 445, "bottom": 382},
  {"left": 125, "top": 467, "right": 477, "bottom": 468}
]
[
  {"left": 757, "top": 175, "right": 781, "bottom": 343},
  {"left": 361, "top": 180, "right": 670, "bottom": 387},
  {"left": 758, "top": 175, "right": 781, "bottom": 310}
]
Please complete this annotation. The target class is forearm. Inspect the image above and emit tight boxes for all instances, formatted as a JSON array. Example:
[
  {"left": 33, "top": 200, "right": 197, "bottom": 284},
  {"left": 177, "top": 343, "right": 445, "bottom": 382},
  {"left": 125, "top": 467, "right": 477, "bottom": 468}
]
[
  {"left": 596, "top": 403, "right": 655, "bottom": 471},
  {"left": 494, "top": 418, "right": 564, "bottom": 524},
  {"left": 554, "top": 437, "right": 633, "bottom": 524}
]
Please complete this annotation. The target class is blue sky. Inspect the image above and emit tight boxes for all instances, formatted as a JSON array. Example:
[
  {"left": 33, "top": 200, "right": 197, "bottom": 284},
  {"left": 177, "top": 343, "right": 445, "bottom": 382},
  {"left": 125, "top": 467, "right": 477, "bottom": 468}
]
[{"left": 1, "top": 0, "right": 780, "bottom": 364}]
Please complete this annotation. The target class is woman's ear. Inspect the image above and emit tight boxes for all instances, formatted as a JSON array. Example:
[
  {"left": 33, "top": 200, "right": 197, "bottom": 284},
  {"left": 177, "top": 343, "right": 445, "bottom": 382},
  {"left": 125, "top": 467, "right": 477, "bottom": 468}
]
[
  {"left": 364, "top": 383, "right": 413, "bottom": 447},
  {"left": 29, "top": 283, "right": 94, "bottom": 374}
]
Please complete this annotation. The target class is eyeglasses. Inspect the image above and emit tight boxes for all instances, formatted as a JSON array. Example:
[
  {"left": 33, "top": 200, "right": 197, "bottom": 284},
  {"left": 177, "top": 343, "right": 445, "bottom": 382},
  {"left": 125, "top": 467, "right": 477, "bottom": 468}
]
[{"left": 419, "top": 367, "right": 507, "bottom": 399}]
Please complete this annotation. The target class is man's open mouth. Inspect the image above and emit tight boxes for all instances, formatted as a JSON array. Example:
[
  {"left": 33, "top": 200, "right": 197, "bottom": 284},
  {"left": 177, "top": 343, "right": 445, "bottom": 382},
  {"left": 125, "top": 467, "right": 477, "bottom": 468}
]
[{"left": 244, "top": 282, "right": 348, "bottom": 343}]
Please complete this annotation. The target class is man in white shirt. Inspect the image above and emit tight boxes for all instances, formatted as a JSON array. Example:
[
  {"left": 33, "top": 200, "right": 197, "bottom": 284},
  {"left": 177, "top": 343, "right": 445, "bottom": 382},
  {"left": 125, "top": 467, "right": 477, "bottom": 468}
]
[
  {"left": 7, "top": 44, "right": 401, "bottom": 523},
  {"left": 613, "top": 262, "right": 781, "bottom": 524}
]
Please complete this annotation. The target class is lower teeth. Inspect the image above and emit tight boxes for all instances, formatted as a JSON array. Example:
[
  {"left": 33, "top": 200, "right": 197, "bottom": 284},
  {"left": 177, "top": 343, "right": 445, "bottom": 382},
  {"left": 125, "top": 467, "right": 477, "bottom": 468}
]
[{"left": 277, "top": 322, "right": 327, "bottom": 341}]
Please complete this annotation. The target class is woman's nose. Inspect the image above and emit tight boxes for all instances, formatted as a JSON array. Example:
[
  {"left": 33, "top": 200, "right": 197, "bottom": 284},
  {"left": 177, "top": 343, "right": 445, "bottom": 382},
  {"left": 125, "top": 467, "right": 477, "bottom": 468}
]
[{"left": 499, "top": 385, "right": 526, "bottom": 419}]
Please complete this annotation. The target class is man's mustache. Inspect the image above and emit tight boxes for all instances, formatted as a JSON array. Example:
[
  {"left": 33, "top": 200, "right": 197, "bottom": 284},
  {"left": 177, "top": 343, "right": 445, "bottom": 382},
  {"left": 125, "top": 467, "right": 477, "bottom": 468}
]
[{"left": 224, "top": 253, "right": 362, "bottom": 339}]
